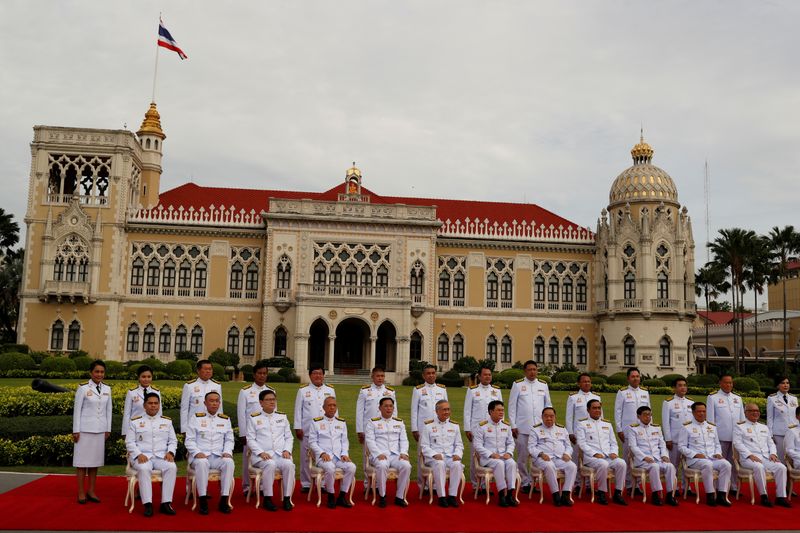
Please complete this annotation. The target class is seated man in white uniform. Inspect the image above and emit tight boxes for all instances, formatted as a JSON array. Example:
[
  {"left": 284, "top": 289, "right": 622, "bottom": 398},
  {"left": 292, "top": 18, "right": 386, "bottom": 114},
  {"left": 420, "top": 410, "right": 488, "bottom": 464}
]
[
  {"left": 625, "top": 405, "right": 678, "bottom": 506},
  {"left": 364, "top": 396, "right": 412, "bottom": 508},
  {"left": 308, "top": 396, "right": 356, "bottom": 509},
  {"left": 420, "top": 399, "right": 464, "bottom": 508},
  {"left": 184, "top": 391, "right": 235, "bottom": 514},
  {"left": 575, "top": 399, "right": 627, "bottom": 506},
  {"left": 473, "top": 400, "right": 519, "bottom": 507},
  {"left": 125, "top": 393, "right": 178, "bottom": 517},
  {"left": 678, "top": 401, "right": 732, "bottom": 507},
  {"left": 528, "top": 406, "right": 576, "bottom": 507},
  {"left": 733, "top": 402, "right": 791, "bottom": 508},
  {"left": 248, "top": 389, "right": 295, "bottom": 512}
]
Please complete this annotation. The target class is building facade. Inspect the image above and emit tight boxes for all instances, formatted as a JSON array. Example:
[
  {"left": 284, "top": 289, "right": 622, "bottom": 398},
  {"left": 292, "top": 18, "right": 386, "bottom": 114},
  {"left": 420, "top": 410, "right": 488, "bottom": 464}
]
[{"left": 16, "top": 104, "right": 697, "bottom": 381}]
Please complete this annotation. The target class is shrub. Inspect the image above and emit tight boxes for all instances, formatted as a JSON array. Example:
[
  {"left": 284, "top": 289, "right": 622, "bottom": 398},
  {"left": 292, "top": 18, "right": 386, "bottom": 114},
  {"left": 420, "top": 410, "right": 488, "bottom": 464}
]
[
  {"left": 67, "top": 350, "right": 90, "bottom": 360},
  {"left": 104, "top": 360, "right": 127, "bottom": 375},
  {"left": 496, "top": 368, "right": 524, "bottom": 388},
  {"left": 268, "top": 372, "right": 286, "bottom": 383},
  {"left": 553, "top": 371, "right": 579, "bottom": 384},
  {"left": 477, "top": 359, "right": 496, "bottom": 372},
  {"left": 40, "top": 356, "right": 77, "bottom": 374},
  {"left": 240, "top": 364, "right": 254, "bottom": 382},
  {"left": 0, "top": 352, "right": 36, "bottom": 372},
  {"left": 734, "top": 377, "right": 761, "bottom": 393},
  {"left": 210, "top": 348, "right": 239, "bottom": 370},
  {"left": 688, "top": 373, "right": 719, "bottom": 387},
  {"left": 607, "top": 372, "right": 628, "bottom": 386},
  {"left": 452, "top": 356, "right": 480, "bottom": 375},
  {"left": 643, "top": 378, "right": 666, "bottom": 388},
  {"left": 2, "top": 343, "right": 29, "bottom": 354},
  {"left": 165, "top": 359, "right": 193, "bottom": 378},
  {"left": 589, "top": 375, "right": 606, "bottom": 386},
  {"left": 175, "top": 351, "right": 197, "bottom": 361},
  {"left": 437, "top": 370, "right": 464, "bottom": 388},
  {"left": 28, "top": 351, "right": 50, "bottom": 364},
  {"left": 660, "top": 373, "right": 686, "bottom": 387},
  {"left": 263, "top": 357, "right": 294, "bottom": 369},
  {"left": 71, "top": 356, "right": 93, "bottom": 371},
  {"left": 135, "top": 357, "right": 166, "bottom": 373},
  {"left": 538, "top": 375, "right": 551, "bottom": 384}
]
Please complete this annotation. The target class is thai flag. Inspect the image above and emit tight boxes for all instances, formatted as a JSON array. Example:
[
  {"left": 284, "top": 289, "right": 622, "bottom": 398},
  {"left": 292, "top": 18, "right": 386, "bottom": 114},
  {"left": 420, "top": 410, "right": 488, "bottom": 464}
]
[{"left": 158, "top": 19, "right": 188, "bottom": 60}]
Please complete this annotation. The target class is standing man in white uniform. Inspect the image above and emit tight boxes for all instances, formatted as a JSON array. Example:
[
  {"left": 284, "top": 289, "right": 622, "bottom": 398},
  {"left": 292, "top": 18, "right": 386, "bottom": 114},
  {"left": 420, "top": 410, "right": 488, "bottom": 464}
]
[
  {"left": 463, "top": 365, "right": 502, "bottom": 492},
  {"left": 237, "top": 360, "right": 274, "bottom": 496},
  {"left": 294, "top": 364, "right": 336, "bottom": 492},
  {"left": 614, "top": 367, "right": 650, "bottom": 491},
  {"left": 180, "top": 359, "right": 222, "bottom": 434},
  {"left": 706, "top": 374, "right": 745, "bottom": 495},
  {"left": 661, "top": 377, "right": 693, "bottom": 492},
  {"left": 508, "top": 360, "right": 551, "bottom": 493},
  {"left": 356, "top": 366, "right": 397, "bottom": 470},
  {"left": 410, "top": 364, "right": 448, "bottom": 490},
  {"left": 565, "top": 372, "right": 601, "bottom": 484}
]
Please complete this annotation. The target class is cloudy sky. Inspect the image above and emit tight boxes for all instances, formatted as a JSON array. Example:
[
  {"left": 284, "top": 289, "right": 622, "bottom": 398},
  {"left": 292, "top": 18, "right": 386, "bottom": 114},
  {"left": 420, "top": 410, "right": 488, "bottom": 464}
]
[{"left": 1, "top": 1, "right": 798, "bottom": 270}]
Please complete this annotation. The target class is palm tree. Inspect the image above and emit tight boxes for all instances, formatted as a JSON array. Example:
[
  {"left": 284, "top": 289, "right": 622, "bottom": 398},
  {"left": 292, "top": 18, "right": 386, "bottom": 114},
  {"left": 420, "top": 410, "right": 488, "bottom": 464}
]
[
  {"left": 0, "top": 249, "right": 23, "bottom": 342},
  {"left": 696, "top": 263, "right": 729, "bottom": 373},
  {"left": 0, "top": 208, "right": 19, "bottom": 258},
  {"left": 767, "top": 226, "right": 800, "bottom": 373},
  {"left": 743, "top": 236, "right": 772, "bottom": 362},
  {"left": 708, "top": 228, "right": 759, "bottom": 374}
]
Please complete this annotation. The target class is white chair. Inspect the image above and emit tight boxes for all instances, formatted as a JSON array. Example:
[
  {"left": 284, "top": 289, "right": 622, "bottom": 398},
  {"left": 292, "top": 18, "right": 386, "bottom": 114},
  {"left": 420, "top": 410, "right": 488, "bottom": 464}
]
[
  {"left": 576, "top": 450, "right": 616, "bottom": 504},
  {"left": 124, "top": 455, "right": 162, "bottom": 514},
  {"left": 363, "top": 447, "right": 409, "bottom": 506},
  {"left": 245, "top": 449, "right": 293, "bottom": 509},
  {"left": 733, "top": 449, "right": 774, "bottom": 505},
  {"left": 785, "top": 455, "right": 800, "bottom": 501},
  {"left": 681, "top": 457, "right": 728, "bottom": 504},
  {"left": 417, "top": 451, "right": 466, "bottom": 505},
  {"left": 307, "top": 449, "right": 356, "bottom": 508},
  {"left": 472, "top": 451, "right": 521, "bottom": 505},
  {"left": 627, "top": 451, "right": 673, "bottom": 504},
  {"left": 185, "top": 462, "right": 235, "bottom": 511},
  {"left": 527, "top": 456, "right": 574, "bottom": 504}
]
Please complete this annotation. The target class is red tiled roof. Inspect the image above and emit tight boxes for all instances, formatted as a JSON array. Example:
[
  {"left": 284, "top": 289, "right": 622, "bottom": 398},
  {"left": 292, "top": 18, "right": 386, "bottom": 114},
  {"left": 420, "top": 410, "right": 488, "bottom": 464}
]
[
  {"left": 788, "top": 260, "right": 800, "bottom": 271},
  {"left": 697, "top": 310, "right": 754, "bottom": 325},
  {"left": 156, "top": 182, "right": 590, "bottom": 235}
]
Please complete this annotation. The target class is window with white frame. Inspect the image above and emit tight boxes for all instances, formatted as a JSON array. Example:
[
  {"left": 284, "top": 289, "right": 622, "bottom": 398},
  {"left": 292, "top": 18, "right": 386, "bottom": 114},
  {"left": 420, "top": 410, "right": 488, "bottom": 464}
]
[{"left": 437, "top": 333, "right": 449, "bottom": 361}]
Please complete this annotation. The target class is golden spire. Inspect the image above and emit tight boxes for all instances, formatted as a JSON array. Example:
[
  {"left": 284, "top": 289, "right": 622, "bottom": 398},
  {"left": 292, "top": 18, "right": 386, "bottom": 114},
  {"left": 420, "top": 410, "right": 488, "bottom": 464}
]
[
  {"left": 630, "top": 129, "right": 653, "bottom": 164},
  {"left": 137, "top": 102, "right": 166, "bottom": 140},
  {"left": 346, "top": 161, "right": 361, "bottom": 178}
]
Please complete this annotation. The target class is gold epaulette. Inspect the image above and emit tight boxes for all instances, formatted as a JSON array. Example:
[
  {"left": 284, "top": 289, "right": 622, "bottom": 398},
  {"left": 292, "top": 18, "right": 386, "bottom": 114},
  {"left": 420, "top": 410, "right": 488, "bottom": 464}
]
[
  {"left": 666, "top": 396, "right": 674, "bottom": 401},
  {"left": 789, "top": 424, "right": 798, "bottom": 429},
  {"left": 424, "top": 419, "right": 434, "bottom": 425},
  {"left": 569, "top": 391, "right": 578, "bottom": 396},
  {"left": 491, "top": 384, "right": 501, "bottom": 389},
  {"left": 242, "top": 384, "right": 253, "bottom": 390},
  {"left": 709, "top": 390, "right": 719, "bottom": 395},
  {"left": 630, "top": 423, "right": 640, "bottom": 427},
  {"left": 195, "top": 412, "right": 206, "bottom": 417},
  {"left": 737, "top": 420, "right": 746, "bottom": 424},
  {"left": 313, "top": 416, "right": 324, "bottom": 422},
  {"left": 161, "top": 415, "right": 172, "bottom": 420},
  {"left": 578, "top": 417, "right": 588, "bottom": 422},
  {"left": 335, "top": 417, "right": 346, "bottom": 422},
  {"left": 185, "top": 378, "right": 197, "bottom": 384},
  {"left": 651, "top": 424, "right": 660, "bottom": 428},
  {"left": 361, "top": 384, "right": 371, "bottom": 389},
  {"left": 131, "top": 415, "right": 142, "bottom": 421},
  {"left": 769, "top": 392, "right": 778, "bottom": 397},
  {"left": 436, "top": 383, "right": 446, "bottom": 389},
  {"left": 392, "top": 417, "right": 403, "bottom": 422},
  {"left": 80, "top": 381, "right": 89, "bottom": 386},
  {"left": 385, "top": 386, "right": 395, "bottom": 392},
  {"left": 683, "top": 421, "right": 692, "bottom": 425},
  {"left": 501, "top": 420, "right": 510, "bottom": 426},
  {"left": 601, "top": 418, "right": 610, "bottom": 423},
  {"left": 129, "top": 386, "right": 138, "bottom": 391},
  {"left": 415, "top": 384, "right": 425, "bottom": 389},
  {"left": 251, "top": 411, "right": 261, "bottom": 417},
  {"left": 211, "top": 378, "right": 220, "bottom": 384},
  {"left": 276, "top": 411, "right": 286, "bottom": 415},
  {"left": 450, "top": 420, "right": 460, "bottom": 426},
  {"left": 707, "top": 422, "right": 716, "bottom": 426},
  {"left": 686, "top": 397, "right": 693, "bottom": 402},
  {"left": 479, "top": 420, "right": 489, "bottom": 426},
  {"left": 514, "top": 378, "right": 524, "bottom": 383},
  {"left": 556, "top": 423, "right": 565, "bottom": 428},
  {"left": 469, "top": 384, "right": 478, "bottom": 389},
  {"left": 327, "top": 384, "right": 335, "bottom": 389},
  {"left": 533, "top": 423, "right": 542, "bottom": 428},
  {"left": 371, "top": 417, "right": 381, "bottom": 421},
  {"left": 150, "top": 385, "right": 159, "bottom": 391},
  {"left": 218, "top": 413, "right": 229, "bottom": 419}
]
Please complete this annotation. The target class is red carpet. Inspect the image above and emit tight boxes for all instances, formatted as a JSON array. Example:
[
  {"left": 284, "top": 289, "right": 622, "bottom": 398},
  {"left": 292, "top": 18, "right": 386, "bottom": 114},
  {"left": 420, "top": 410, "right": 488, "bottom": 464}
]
[{"left": 0, "top": 475, "right": 795, "bottom": 532}]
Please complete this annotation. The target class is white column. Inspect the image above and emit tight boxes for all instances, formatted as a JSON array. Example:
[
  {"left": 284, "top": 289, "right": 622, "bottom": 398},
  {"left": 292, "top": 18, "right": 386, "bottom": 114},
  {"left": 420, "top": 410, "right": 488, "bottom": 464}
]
[
  {"left": 369, "top": 335, "right": 378, "bottom": 371},
  {"left": 294, "top": 333, "right": 310, "bottom": 379},
  {"left": 326, "top": 335, "right": 336, "bottom": 375}
]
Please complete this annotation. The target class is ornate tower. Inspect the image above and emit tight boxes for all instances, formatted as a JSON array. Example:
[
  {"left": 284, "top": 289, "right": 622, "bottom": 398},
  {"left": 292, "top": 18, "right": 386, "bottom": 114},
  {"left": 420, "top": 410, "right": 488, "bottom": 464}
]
[
  {"left": 594, "top": 134, "right": 696, "bottom": 376},
  {"left": 136, "top": 103, "right": 165, "bottom": 209}
]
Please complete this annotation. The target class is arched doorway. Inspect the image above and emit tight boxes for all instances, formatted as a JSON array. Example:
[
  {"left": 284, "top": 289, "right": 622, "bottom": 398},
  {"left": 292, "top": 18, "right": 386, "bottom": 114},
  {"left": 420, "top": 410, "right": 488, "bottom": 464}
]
[
  {"left": 334, "top": 318, "right": 370, "bottom": 374},
  {"left": 308, "top": 319, "right": 329, "bottom": 370},
  {"left": 376, "top": 321, "right": 397, "bottom": 372}
]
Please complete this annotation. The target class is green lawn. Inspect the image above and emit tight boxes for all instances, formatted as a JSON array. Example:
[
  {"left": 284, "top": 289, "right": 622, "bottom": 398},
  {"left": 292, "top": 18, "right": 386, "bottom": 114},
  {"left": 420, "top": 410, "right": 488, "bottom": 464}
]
[{"left": 0, "top": 378, "right": 670, "bottom": 479}]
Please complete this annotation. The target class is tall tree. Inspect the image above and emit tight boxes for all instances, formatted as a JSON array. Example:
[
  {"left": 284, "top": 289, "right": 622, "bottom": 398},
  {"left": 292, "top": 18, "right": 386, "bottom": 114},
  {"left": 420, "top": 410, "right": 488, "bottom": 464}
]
[
  {"left": 708, "top": 228, "right": 758, "bottom": 374},
  {"left": 0, "top": 208, "right": 19, "bottom": 258},
  {"left": 767, "top": 225, "right": 800, "bottom": 373},
  {"left": 696, "top": 263, "right": 729, "bottom": 373},
  {"left": 743, "top": 236, "right": 772, "bottom": 362},
  {"left": 0, "top": 249, "right": 23, "bottom": 342}
]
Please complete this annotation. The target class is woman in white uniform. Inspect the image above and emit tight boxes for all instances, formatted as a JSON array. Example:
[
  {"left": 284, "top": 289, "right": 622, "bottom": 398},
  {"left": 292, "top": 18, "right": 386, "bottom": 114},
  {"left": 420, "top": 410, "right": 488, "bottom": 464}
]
[
  {"left": 72, "top": 360, "right": 112, "bottom": 504},
  {"left": 121, "top": 365, "right": 161, "bottom": 436}
]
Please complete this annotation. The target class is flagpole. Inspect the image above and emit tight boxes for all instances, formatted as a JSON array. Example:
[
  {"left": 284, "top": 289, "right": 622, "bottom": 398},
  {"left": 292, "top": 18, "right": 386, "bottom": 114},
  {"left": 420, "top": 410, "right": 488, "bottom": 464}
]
[{"left": 151, "top": 14, "right": 161, "bottom": 103}]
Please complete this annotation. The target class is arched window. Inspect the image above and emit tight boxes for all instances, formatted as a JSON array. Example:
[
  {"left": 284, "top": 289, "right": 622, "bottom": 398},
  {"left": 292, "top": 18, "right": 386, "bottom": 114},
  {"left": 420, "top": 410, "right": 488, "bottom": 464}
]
[
  {"left": 243, "top": 327, "right": 256, "bottom": 357},
  {"left": 54, "top": 235, "right": 90, "bottom": 283},
  {"left": 534, "top": 275, "right": 545, "bottom": 306},
  {"left": 437, "top": 333, "right": 449, "bottom": 361},
  {"left": 410, "top": 331, "right": 423, "bottom": 361},
  {"left": 577, "top": 337, "right": 588, "bottom": 365},
  {"left": 562, "top": 276, "right": 573, "bottom": 303},
  {"left": 624, "top": 336, "right": 636, "bottom": 366},
  {"left": 534, "top": 336, "right": 545, "bottom": 364},
  {"left": 130, "top": 258, "right": 144, "bottom": 287},
  {"left": 452, "top": 270, "right": 465, "bottom": 304},
  {"left": 548, "top": 277, "right": 559, "bottom": 302},
  {"left": 147, "top": 259, "right": 160, "bottom": 287},
  {"left": 67, "top": 320, "right": 81, "bottom": 351},
  {"left": 276, "top": 255, "right": 291, "bottom": 290},
  {"left": 624, "top": 272, "right": 636, "bottom": 300},
  {"left": 158, "top": 325, "right": 171, "bottom": 354},
  {"left": 246, "top": 262, "right": 259, "bottom": 294},
  {"left": 452, "top": 333, "right": 464, "bottom": 360},
  {"left": 313, "top": 262, "right": 327, "bottom": 286},
  {"left": 191, "top": 325, "right": 203, "bottom": 356},
  {"left": 410, "top": 261, "right": 424, "bottom": 295},
  {"left": 562, "top": 337, "right": 573, "bottom": 365},
  {"left": 274, "top": 326, "right": 287, "bottom": 358},
  {"left": 501, "top": 335, "right": 512, "bottom": 363},
  {"left": 345, "top": 263, "right": 358, "bottom": 287},
  {"left": 230, "top": 261, "right": 243, "bottom": 291},
  {"left": 163, "top": 259, "right": 176, "bottom": 288},
  {"left": 142, "top": 323, "right": 155, "bottom": 353},
  {"left": 178, "top": 260, "right": 192, "bottom": 289},
  {"left": 438, "top": 271, "right": 451, "bottom": 304},
  {"left": 227, "top": 326, "right": 240, "bottom": 355},
  {"left": 51, "top": 319, "right": 64, "bottom": 350},
  {"left": 361, "top": 264, "right": 373, "bottom": 288},
  {"left": 175, "top": 325, "right": 188, "bottom": 353},
  {"left": 657, "top": 271, "right": 669, "bottom": 300},
  {"left": 126, "top": 323, "right": 140, "bottom": 353},
  {"left": 194, "top": 261, "right": 207, "bottom": 289},
  {"left": 486, "top": 272, "right": 498, "bottom": 307},
  {"left": 486, "top": 335, "right": 498, "bottom": 361},
  {"left": 660, "top": 336, "right": 672, "bottom": 367},
  {"left": 329, "top": 264, "right": 342, "bottom": 286},
  {"left": 375, "top": 265, "right": 389, "bottom": 287},
  {"left": 548, "top": 337, "right": 559, "bottom": 365},
  {"left": 54, "top": 257, "right": 65, "bottom": 281},
  {"left": 576, "top": 277, "right": 587, "bottom": 305}
]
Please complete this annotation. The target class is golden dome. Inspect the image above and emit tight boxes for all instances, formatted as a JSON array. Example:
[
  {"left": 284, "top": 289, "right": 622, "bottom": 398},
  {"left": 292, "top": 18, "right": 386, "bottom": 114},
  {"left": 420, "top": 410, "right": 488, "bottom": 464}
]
[
  {"left": 346, "top": 162, "right": 361, "bottom": 178},
  {"left": 137, "top": 102, "right": 166, "bottom": 140},
  {"left": 608, "top": 134, "right": 678, "bottom": 207},
  {"left": 630, "top": 133, "right": 654, "bottom": 164}
]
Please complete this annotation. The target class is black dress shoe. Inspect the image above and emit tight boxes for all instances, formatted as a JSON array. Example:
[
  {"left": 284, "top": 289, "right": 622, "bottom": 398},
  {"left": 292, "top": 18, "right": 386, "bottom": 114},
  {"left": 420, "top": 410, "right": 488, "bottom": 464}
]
[
  {"left": 716, "top": 492, "right": 731, "bottom": 507},
  {"left": 336, "top": 492, "right": 353, "bottom": 508},
  {"left": 666, "top": 493, "right": 679, "bottom": 507},
  {"left": 394, "top": 497, "right": 408, "bottom": 507},
  {"left": 507, "top": 492, "right": 519, "bottom": 507},
  {"left": 552, "top": 491, "right": 562, "bottom": 507},
  {"left": 651, "top": 492, "right": 662, "bottom": 506},
  {"left": 86, "top": 495, "right": 101, "bottom": 503},
  {"left": 760, "top": 494, "right": 773, "bottom": 508},
  {"left": 283, "top": 497, "right": 294, "bottom": 511},
  {"left": 327, "top": 492, "right": 337, "bottom": 509},
  {"left": 612, "top": 490, "right": 627, "bottom": 506},
  {"left": 199, "top": 495, "right": 209, "bottom": 515},
  {"left": 447, "top": 495, "right": 459, "bottom": 508},
  {"left": 632, "top": 487, "right": 645, "bottom": 497},
  {"left": 776, "top": 497, "right": 792, "bottom": 508},
  {"left": 498, "top": 491, "right": 509, "bottom": 507},
  {"left": 596, "top": 491, "right": 608, "bottom": 505},
  {"left": 263, "top": 498, "right": 277, "bottom": 512},
  {"left": 561, "top": 491, "right": 573, "bottom": 507},
  {"left": 77, "top": 498, "right": 87, "bottom": 505},
  {"left": 706, "top": 493, "right": 717, "bottom": 507},
  {"left": 143, "top": 502, "right": 153, "bottom": 517},
  {"left": 159, "top": 502, "right": 176, "bottom": 515},
  {"left": 438, "top": 496, "right": 449, "bottom": 508},
  {"left": 477, "top": 488, "right": 494, "bottom": 496},
  {"left": 520, "top": 485, "right": 532, "bottom": 494},
  {"left": 728, "top": 489, "right": 738, "bottom": 499},
  {"left": 378, "top": 495, "right": 387, "bottom": 508},
  {"left": 218, "top": 497, "right": 231, "bottom": 514}
]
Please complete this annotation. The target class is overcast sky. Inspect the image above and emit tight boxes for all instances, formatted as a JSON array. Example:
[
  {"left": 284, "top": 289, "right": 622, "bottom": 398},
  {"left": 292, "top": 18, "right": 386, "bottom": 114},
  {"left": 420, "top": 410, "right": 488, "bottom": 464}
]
[{"left": 1, "top": 0, "right": 798, "bottom": 274}]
